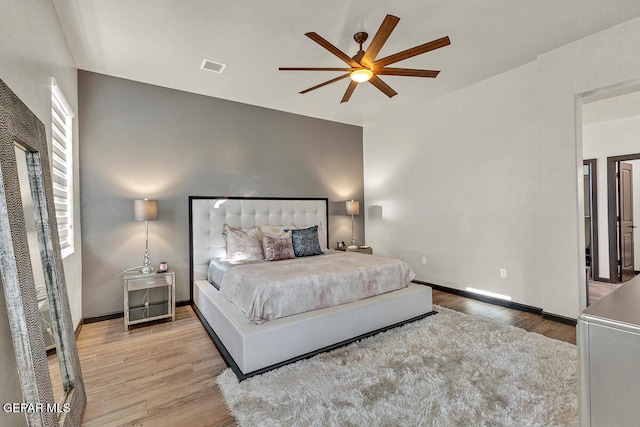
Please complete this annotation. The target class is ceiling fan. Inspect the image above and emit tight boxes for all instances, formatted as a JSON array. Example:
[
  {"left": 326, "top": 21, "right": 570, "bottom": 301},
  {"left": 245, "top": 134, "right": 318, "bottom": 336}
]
[{"left": 279, "top": 14, "right": 450, "bottom": 103}]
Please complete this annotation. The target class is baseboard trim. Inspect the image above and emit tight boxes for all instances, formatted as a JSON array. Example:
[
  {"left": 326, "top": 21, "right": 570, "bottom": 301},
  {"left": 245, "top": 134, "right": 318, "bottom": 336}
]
[
  {"left": 74, "top": 321, "right": 83, "bottom": 339},
  {"left": 418, "top": 280, "right": 579, "bottom": 325},
  {"left": 415, "top": 280, "right": 542, "bottom": 315},
  {"left": 84, "top": 300, "right": 191, "bottom": 324},
  {"left": 542, "top": 312, "right": 578, "bottom": 326},
  {"left": 83, "top": 311, "right": 123, "bottom": 324},
  {"left": 412, "top": 280, "right": 578, "bottom": 326}
]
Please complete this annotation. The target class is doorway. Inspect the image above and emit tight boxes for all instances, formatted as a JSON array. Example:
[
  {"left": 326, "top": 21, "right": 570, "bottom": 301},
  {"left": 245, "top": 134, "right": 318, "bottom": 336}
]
[
  {"left": 607, "top": 155, "right": 640, "bottom": 284},
  {"left": 581, "top": 86, "right": 640, "bottom": 305}
]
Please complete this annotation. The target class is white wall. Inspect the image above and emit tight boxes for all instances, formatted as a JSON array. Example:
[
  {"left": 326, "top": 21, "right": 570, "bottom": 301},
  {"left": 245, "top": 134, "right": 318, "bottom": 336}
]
[
  {"left": 364, "top": 16, "right": 640, "bottom": 318},
  {"left": 0, "top": 2, "right": 80, "bottom": 423},
  {"left": 537, "top": 17, "right": 640, "bottom": 316},
  {"left": 583, "top": 115, "right": 640, "bottom": 278},
  {"left": 364, "top": 62, "right": 542, "bottom": 307},
  {"left": 365, "top": 64, "right": 542, "bottom": 306},
  {"left": 0, "top": 0, "right": 82, "bottom": 328}
]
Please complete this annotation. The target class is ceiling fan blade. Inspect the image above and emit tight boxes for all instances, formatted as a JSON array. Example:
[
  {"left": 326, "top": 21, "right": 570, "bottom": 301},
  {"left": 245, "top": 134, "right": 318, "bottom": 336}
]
[
  {"left": 361, "top": 14, "right": 401, "bottom": 68},
  {"left": 373, "top": 36, "right": 450, "bottom": 68},
  {"left": 305, "top": 32, "right": 361, "bottom": 67},
  {"left": 341, "top": 80, "right": 358, "bottom": 103},
  {"left": 299, "top": 73, "right": 351, "bottom": 94},
  {"left": 375, "top": 68, "right": 440, "bottom": 78},
  {"left": 369, "top": 75, "right": 397, "bottom": 98},
  {"left": 280, "top": 67, "right": 356, "bottom": 72}
]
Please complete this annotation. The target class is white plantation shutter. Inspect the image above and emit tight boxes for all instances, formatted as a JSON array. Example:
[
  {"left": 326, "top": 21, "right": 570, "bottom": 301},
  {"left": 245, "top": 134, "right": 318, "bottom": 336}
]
[{"left": 51, "top": 78, "right": 75, "bottom": 258}]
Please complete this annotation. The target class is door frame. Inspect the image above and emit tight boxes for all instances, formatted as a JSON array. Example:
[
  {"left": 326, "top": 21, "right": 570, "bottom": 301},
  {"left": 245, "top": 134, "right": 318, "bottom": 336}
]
[
  {"left": 584, "top": 159, "right": 599, "bottom": 281},
  {"left": 607, "top": 153, "right": 640, "bottom": 283}
]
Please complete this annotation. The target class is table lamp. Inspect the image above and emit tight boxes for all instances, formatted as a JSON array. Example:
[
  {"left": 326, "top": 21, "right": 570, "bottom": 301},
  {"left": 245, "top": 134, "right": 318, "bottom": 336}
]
[
  {"left": 134, "top": 198, "right": 158, "bottom": 274},
  {"left": 346, "top": 200, "right": 359, "bottom": 250}
]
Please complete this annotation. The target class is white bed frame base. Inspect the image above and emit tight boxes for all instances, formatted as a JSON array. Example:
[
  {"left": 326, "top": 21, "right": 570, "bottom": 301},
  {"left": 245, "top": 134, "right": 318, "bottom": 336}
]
[
  {"left": 189, "top": 197, "right": 434, "bottom": 380},
  {"left": 194, "top": 280, "right": 433, "bottom": 377}
]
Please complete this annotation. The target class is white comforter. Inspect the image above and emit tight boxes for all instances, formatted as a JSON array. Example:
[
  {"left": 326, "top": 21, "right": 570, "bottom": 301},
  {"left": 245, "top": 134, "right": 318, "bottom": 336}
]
[{"left": 219, "top": 251, "right": 415, "bottom": 324}]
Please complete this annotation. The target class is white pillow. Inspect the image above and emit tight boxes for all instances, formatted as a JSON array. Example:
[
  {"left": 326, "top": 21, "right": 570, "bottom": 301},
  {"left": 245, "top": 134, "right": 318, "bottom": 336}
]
[
  {"left": 258, "top": 225, "right": 291, "bottom": 237},
  {"left": 317, "top": 220, "right": 328, "bottom": 252},
  {"left": 223, "top": 224, "right": 264, "bottom": 261}
]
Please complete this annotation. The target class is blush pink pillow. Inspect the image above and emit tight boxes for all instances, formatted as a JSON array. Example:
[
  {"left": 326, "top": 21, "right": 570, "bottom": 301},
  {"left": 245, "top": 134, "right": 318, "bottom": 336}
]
[{"left": 263, "top": 231, "right": 295, "bottom": 261}]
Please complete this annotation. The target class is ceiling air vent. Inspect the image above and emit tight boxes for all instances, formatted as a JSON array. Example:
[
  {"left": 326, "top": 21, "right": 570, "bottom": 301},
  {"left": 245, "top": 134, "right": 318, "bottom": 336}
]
[{"left": 200, "top": 59, "right": 227, "bottom": 74}]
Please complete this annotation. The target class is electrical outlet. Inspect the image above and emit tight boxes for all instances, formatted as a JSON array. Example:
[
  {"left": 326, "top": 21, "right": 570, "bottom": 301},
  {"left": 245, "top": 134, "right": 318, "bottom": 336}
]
[
  {"left": 500, "top": 268, "right": 507, "bottom": 279},
  {"left": 421, "top": 257, "right": 427, "bottom": 265}
]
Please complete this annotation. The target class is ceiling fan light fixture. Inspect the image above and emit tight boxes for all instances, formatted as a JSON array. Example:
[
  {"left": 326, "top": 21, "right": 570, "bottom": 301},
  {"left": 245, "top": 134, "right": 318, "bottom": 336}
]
[
  {"left": 350, "top": 69, "right": 373, "bottom": 82},
  {"left": 280, "top": 14, "right": 450, "bottom": 102}
]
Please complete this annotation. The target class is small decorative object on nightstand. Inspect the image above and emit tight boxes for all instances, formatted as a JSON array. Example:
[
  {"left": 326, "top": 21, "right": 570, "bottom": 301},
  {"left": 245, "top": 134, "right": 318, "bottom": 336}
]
[{"left": 123, "top": 270, "right": 175, "bottom": 331}]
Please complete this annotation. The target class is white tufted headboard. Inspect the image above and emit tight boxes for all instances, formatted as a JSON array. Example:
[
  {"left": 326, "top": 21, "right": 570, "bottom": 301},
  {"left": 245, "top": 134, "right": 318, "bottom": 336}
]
[{"left": 189, "top": 197, "right": 329, "bottom": 290}]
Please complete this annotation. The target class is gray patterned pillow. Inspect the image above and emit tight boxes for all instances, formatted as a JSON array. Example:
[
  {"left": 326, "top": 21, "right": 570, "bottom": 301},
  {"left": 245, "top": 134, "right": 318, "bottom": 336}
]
[
  {"left": 223, "top": 224, "right": 264, "bottom": 261},
  {"left": 291, "top": 226, "right": 323, "bottom": 257},
  {"left": 263, "top": 231, "right": 295, "bottom": 261}
]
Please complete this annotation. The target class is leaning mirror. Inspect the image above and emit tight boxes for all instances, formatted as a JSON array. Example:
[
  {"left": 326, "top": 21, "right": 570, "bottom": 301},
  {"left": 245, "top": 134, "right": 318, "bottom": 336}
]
[
  {"left": 14, "top": 143, "right": 67, "bottom": 410},
  {"left": 0, "top": 78, "right": 85, "bottom": 426}
]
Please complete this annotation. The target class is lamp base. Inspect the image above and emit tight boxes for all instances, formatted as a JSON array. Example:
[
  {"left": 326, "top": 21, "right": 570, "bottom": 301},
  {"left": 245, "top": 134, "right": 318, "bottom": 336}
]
[
  {"left": 140, "top": 247, "right": 154, "bottom": 274},
  {"left": 139, "top": 266, "right": 156, "bottom": 275}
]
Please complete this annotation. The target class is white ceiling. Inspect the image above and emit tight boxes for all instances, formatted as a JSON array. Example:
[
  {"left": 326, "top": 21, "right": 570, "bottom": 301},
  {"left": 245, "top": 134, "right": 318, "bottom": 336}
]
[{"left": 52, "top": 0, "right": 640, "bottom": 127}]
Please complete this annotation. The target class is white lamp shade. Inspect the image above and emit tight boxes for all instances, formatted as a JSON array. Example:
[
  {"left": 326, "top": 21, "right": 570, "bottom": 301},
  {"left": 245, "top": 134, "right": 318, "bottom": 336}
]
[
  {"left": 346, "top": 200, "right": 360, "bottom": 216},
  {"left": 133, "top": 199, "right": 158, "bottom": 221}
]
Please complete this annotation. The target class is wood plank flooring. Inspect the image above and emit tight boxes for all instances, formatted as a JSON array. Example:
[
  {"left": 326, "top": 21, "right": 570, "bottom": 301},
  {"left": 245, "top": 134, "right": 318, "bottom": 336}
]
[
  {"left": 74, "top": 289, "right": 577, "bottom": 426},
  {"left": 77, "top": 307, "right": 235, "bottom": 427},
  {"left": 432, "top": 289, "right": 577, "bottom": 344},
  {"left": 588, "top": 280, "right": 621, "bottom": 305}
]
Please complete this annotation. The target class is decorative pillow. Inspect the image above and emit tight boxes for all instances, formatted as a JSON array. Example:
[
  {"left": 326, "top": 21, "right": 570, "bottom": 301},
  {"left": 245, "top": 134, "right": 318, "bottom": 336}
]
[
  {"left": 223, "top": 224, "right": 264, "bottom": 261},
  {"left": 291, "top": 226, "right": 323, "bottom": 257},
  {"left": 263, "top": 231, "right": 295, "bottom": 261},
  {"left": 289, "top": 222, "right": 328, "bottom": 252},
  {"left": 258, "top": 224, "right": 291, "bottom": 237},
  {"left": 258, "top": 225, "right": 290, "bottom": 255}
]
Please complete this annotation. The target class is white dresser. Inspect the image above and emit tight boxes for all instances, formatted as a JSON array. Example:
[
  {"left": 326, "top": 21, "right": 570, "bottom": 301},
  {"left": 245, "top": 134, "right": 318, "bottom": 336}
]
[{"left": 578, "top": 277, "right": 640, "bottom": 426}]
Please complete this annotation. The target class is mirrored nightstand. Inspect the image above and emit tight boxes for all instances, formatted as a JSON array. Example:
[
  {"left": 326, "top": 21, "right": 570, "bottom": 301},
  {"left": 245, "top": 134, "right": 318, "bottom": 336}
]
[{"left": 123, "top": 270, "right": 175, "bottom": 331}]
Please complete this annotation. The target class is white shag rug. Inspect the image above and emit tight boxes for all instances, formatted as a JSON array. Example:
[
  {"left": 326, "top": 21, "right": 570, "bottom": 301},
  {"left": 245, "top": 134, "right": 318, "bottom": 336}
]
[{"left": 217, "top": 306, "right": 577, "bottom": 427}]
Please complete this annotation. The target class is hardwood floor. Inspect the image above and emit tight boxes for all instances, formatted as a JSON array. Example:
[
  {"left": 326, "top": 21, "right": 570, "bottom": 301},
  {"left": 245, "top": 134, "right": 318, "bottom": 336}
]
[
  {"left": 74, "top": 289, "right": 576, "bottom": 426},
  {"left": 432, "top": 289, "right": 576, "bottom": 344},
  {"left": 77, "top": 307, "right": 235, "bottom": 427},
  {"left": 588, "top": 280, "right": 621, "bottom": 305}
]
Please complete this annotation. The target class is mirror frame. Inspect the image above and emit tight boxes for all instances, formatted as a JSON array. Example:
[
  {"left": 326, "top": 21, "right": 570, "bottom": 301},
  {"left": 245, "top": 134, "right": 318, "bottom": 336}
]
[{"left": 0, "top": 79, "right": 85, "bottom": 426}]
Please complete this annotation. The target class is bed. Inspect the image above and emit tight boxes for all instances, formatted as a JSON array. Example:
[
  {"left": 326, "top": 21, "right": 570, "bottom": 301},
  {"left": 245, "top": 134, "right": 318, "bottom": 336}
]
[{"left": 189, "top": 196, "right": 434, "bottom": 380}]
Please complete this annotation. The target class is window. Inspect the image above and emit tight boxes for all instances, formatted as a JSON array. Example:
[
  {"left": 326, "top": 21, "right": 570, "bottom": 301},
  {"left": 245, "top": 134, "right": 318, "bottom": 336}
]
[{"left": 51, "top": 77, "right": 75, "bottom": 258}]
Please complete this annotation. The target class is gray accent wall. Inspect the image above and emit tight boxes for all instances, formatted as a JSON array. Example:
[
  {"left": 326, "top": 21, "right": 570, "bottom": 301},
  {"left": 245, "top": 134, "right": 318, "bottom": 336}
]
[{"left": 78, "top": 71, "right": 364, "bottom": 318}]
